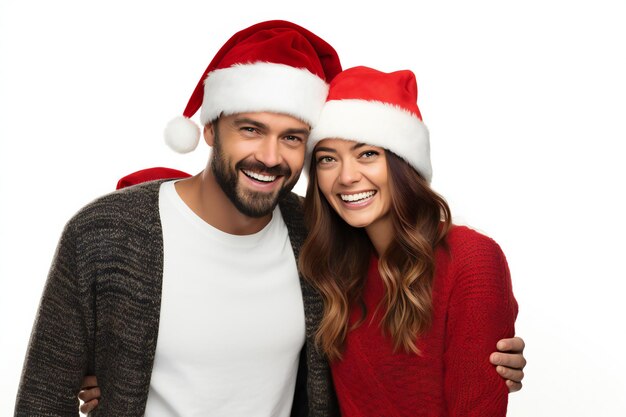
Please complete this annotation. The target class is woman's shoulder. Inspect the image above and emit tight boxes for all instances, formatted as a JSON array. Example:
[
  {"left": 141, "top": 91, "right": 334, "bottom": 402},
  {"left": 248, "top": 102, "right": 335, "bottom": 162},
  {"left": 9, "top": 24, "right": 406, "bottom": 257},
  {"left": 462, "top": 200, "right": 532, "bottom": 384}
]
[
  {"left": 445, "top": 224, "right": 502, "bottom": 251},
  {"left": 441, "top": 225, "right": 508, "bottom": 272},
  {"left": 438, "top": 225, "right": 517, "bottom": 322}
]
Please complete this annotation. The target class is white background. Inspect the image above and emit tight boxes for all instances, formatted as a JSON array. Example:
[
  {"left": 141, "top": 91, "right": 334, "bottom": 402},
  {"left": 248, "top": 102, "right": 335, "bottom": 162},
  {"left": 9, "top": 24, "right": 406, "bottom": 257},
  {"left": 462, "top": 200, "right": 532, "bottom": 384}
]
[{"left": 1, "top": 0, "right": 625, "bottom": 415}]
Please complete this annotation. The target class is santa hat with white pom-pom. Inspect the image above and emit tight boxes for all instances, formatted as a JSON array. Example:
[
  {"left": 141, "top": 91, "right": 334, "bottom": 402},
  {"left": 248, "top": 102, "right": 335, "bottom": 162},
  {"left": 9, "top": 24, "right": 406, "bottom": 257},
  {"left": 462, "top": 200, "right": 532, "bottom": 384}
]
[{"left": 164, "top": 20, "right": 342, "bottom": 153}]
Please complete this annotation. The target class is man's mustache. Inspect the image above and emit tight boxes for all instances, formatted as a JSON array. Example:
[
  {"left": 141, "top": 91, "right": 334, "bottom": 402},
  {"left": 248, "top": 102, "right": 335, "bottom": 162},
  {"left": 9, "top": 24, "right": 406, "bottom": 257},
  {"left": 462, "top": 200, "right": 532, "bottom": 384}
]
[{"left": 236, "top": 161, "right": 292, "bottom": 178}]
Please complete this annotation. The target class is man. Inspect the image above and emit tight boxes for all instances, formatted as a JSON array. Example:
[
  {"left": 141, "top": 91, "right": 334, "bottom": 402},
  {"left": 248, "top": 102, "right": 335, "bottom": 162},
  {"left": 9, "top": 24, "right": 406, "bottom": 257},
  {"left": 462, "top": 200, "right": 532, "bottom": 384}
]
[{"left": 15, "top": 20, "right": 525, "bottom": 416}]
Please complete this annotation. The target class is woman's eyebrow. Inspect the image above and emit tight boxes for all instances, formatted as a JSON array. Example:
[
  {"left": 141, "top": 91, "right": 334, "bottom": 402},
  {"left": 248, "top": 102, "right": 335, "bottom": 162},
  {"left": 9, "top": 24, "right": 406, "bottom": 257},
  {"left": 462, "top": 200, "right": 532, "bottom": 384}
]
[{"left": 314, "top": 146, "right": 337, "bottom": 154}]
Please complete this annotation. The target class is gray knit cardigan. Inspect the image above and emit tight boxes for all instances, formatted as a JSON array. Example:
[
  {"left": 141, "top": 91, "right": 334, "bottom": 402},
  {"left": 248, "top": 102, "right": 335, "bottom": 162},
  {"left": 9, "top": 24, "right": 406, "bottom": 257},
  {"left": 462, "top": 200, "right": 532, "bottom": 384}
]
[{"left": 14, "top": 180, "right": 338, "bottom": 417}]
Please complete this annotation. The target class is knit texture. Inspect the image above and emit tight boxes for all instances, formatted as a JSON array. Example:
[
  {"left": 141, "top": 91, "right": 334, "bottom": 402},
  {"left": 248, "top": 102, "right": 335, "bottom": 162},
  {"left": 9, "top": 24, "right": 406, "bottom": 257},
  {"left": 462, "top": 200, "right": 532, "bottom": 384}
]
[
  {"left": 331, "top": 226, "right": 518, "bottom": 417},
  {"left": 14, "top": 180, "right": 338, "bottom": 417}
]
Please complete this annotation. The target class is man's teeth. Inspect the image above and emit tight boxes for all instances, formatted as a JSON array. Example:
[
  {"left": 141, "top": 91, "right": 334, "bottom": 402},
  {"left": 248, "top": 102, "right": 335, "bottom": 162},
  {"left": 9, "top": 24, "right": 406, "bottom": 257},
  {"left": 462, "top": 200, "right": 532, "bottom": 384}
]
[
  {"left": 243, "top": 170, "right": 276, "bottom": 182},
  {"left": 340, "top": 191, "right": 376, "bottom": 202}
]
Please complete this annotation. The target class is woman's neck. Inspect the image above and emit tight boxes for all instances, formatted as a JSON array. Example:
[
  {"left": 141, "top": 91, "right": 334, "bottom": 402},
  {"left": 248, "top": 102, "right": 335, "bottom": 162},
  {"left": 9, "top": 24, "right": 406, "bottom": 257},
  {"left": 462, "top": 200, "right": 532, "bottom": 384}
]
[{"left": 365, "top": 216, "right": 394, "bottom": 257}]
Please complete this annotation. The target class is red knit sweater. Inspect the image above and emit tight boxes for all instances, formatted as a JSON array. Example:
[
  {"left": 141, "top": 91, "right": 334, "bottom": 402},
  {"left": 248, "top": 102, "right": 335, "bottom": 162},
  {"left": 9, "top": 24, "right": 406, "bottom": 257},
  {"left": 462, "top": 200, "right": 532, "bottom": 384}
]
[{"left": 330, "top": 226, "right": 518, "bottom": 417}]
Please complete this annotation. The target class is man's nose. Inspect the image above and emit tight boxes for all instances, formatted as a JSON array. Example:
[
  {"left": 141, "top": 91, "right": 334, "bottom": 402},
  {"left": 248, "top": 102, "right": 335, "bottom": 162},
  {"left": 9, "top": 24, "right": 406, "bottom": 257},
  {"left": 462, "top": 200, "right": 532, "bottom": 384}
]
[{"left": 255, "top": 137, "right": 282, "bottom": 167}]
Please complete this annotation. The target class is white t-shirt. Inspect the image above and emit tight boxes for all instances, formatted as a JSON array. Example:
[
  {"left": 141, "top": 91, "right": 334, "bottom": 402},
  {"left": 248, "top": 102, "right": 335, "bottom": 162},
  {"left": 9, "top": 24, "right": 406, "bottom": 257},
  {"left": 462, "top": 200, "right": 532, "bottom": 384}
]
[{"left": 144, "top": 181, "right": 306, "bottom": 417}]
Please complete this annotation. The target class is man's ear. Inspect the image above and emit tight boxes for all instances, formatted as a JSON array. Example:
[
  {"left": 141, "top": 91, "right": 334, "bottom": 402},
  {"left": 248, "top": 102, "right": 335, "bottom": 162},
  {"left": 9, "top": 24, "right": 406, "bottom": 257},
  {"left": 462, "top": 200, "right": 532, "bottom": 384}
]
[{"left": 203, "top": 123, "right": 215, "bottom": 147}]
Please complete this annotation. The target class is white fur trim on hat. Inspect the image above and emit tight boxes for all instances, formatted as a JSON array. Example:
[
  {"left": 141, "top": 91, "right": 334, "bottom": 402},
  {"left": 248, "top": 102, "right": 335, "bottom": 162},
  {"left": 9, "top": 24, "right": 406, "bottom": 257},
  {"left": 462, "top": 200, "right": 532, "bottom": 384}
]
[
  {"left": 200, "top": 62, "right": 329, "bottom": 127},
  {"left": 164, "top": 116, "right": 201, "bottom": 154},
  {"left": 309, "top": 99, "right": 432, "bottom": 182}
]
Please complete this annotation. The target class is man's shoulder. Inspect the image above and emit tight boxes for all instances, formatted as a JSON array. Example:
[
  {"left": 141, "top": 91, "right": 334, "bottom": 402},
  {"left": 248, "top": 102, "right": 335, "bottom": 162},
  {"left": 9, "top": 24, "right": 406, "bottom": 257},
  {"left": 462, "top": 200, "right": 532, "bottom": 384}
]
[
  {"left": 278, "top": 192, "right": 305, "bottom": 224},
  {"left": 66, "top": 180, "right": 166, "bottom": 233},
  {"left": 278, "top": 192, "right": 304, "bottom": 213},
  {"left": 278, "top": 192, "right": 307, "bottom": 241}
]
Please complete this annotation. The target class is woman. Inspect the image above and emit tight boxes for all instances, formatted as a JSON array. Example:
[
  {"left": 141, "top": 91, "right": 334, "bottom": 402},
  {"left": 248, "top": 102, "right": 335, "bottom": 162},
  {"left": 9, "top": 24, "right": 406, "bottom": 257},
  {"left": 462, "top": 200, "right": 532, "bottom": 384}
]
[{"left": 299, "top": 66, "right": 518, "bottom": 416}]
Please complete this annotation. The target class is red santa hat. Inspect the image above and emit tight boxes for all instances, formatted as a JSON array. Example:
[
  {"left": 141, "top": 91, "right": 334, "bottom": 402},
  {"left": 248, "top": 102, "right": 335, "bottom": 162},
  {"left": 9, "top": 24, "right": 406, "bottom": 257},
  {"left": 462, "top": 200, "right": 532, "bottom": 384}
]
[
  {"left": 116, "top": 167, "right": 191, "bottom": 190},
  {"left": 165, "top": 20, "right": 342, "bottom": 153},
  {"left": 308, "top": 66, "right": 432, "bottom": 182}
]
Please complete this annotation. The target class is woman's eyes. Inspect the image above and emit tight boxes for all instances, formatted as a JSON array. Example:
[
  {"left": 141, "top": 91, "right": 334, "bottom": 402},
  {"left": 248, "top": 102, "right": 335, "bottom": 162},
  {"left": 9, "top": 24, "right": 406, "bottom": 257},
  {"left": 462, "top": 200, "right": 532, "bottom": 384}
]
[
  {"left": 317, "top": 156, "right": 335, "bottom": 164},
  {"left": 360, "top": 150, "right": 379, "bottom": 159},
  {"left": 317, "top": 150, "right": 379, "bottom": 164}
]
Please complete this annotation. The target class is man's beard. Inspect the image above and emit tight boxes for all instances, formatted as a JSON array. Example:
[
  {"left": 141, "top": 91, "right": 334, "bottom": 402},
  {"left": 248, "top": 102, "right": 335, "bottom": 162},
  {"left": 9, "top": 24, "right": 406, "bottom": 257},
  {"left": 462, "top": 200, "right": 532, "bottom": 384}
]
[{"left": 210, "top": 132, "right": 299, "bottom": 218}]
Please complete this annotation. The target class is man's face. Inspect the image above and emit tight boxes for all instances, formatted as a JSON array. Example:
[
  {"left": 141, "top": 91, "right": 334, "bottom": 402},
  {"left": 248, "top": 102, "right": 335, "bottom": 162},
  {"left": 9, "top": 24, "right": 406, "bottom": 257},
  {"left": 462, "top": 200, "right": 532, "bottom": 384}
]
[{"left": 207, "top": 112, "right": 309, "bottom": 218}]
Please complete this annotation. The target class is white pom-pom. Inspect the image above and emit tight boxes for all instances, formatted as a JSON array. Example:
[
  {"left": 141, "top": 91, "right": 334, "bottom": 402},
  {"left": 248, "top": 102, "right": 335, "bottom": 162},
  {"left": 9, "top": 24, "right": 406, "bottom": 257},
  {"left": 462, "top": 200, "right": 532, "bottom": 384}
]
[{"left": 164, "top": 116, "right": 201, "bottom": 153}]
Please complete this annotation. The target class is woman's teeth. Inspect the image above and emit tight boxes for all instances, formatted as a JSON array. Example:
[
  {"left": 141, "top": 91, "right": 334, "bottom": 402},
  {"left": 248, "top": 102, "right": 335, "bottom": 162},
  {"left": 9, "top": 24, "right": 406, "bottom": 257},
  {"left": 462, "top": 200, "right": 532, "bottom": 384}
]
[{"left": 340, "top": 191, "right": 376, "bottom": 202}]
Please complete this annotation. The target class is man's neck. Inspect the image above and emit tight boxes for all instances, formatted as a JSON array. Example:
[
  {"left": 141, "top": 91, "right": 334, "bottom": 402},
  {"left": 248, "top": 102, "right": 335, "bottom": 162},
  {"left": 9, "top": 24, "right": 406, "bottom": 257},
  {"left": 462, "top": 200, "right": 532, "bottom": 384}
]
[{"left": 174, "top": 170, "right": 273, "bottom": 235}]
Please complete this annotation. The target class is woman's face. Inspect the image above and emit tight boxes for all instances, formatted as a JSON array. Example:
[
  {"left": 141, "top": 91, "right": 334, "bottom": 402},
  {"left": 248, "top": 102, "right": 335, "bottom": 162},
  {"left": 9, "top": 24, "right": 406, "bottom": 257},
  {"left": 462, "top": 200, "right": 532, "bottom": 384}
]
[{"left": 314, "top": 138, "right": 392, "bottom": 234}]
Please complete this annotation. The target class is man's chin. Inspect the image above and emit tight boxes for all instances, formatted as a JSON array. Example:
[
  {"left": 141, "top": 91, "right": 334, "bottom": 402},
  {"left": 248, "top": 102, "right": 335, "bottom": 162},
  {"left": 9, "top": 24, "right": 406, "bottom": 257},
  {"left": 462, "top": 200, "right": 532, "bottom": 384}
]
[
  {"left": 234, "top": 202, "right": 277, "bottom": 218},
  {"left": 231, "top": 175, "right": 298, "bottom": 217},
  {"left": 233, "top": 191, "right": 281, "bottom": 218}
]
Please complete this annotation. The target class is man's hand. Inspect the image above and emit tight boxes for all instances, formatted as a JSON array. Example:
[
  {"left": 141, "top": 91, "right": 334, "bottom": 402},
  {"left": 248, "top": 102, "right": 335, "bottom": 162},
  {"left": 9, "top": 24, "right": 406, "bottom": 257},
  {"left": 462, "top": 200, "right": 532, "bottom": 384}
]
[
  {"left": 491, "top": 337, "right": 526, "bottom": 392},
  {"left": 78, "top": 375, "right": 100, "bottom": 414}
]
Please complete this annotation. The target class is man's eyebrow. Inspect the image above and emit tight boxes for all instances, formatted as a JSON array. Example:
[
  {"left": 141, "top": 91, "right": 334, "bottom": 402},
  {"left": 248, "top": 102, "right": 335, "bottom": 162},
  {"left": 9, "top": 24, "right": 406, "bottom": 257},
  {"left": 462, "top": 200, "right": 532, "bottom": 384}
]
[
  {"left": 232, "top": 118, "right": 309, "bottom": 136},
  {"left": 233, "top": 118, "right": 267, "bottom": 130},
  {"left": 283, "top": 128, "right": 310, "bottom": 136}
]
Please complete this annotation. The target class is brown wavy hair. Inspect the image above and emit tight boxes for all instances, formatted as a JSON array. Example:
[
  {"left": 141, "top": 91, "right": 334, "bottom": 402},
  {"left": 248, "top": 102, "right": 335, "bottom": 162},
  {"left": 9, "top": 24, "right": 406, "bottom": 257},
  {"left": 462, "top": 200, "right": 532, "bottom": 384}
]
[{"left": 298, "top": 150, "right": 451, "bottom": 360}]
